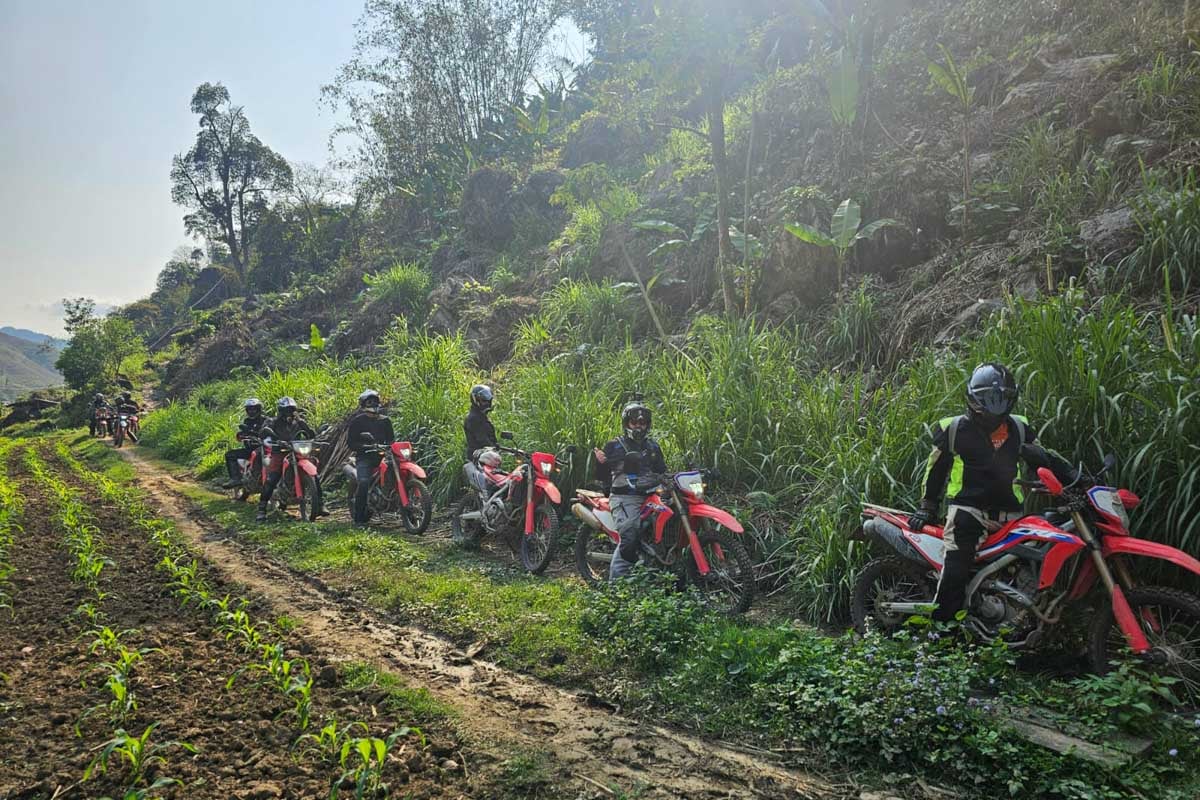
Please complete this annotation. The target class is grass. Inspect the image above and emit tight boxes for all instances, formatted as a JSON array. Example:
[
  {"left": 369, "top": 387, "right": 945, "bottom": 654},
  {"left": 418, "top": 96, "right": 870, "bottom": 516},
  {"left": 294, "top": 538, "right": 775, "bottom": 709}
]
[
  {"left": 0, "top": 440, "right": 23, "bottom": 610},
  {"left": 360, "top": 262, "right": 432, "bottom": 313}
]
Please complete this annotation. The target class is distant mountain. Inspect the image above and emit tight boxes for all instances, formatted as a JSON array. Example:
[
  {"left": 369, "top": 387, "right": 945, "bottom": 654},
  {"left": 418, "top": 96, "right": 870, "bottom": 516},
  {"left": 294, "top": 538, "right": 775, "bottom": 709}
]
[
  {"left": 0, "top": 330, "right": 63, "bottom": 403},
  {"left": 0, "top": 326, "right": 66, "bottom": 350}
]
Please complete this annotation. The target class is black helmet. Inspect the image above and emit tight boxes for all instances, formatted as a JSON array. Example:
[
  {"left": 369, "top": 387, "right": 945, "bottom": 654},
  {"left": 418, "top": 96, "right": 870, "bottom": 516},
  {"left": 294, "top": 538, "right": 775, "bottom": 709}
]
[
  {"left": 119, "top": 392, "right": 132, "bottom": 403},
  {"left": 358, "top": 389, "right": 381, "bottom": 410},
  {"left": 276, "top": 396, "right": 298, "bottom": 415},
  {"left": 621, "top": 400, "right": 652, "bottom": 444},
  {"left": 244, "top": 398, "right": 263, "bottom": 418},
  {"left": 94, "top": 393, "right": 105, "bottom": 402},
  {"left": 470, "top": 384, "right": 493, "bottom": 413},
  {"left": 966, "top": 363, "right": 1019, "bottom": 425}
]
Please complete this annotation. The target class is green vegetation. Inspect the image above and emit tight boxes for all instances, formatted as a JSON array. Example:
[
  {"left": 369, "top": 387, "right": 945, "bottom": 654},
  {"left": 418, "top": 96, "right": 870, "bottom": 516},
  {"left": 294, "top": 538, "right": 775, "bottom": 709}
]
[{"left": 0, "top": 440, "right": 22, "bottom": 610}]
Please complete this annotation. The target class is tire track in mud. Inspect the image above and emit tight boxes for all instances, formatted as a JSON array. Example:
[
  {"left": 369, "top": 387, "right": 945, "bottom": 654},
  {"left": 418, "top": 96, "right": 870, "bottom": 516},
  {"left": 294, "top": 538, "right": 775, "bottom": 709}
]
[{"left": 114, "top": 446, "right": 847, "bottom": 800}]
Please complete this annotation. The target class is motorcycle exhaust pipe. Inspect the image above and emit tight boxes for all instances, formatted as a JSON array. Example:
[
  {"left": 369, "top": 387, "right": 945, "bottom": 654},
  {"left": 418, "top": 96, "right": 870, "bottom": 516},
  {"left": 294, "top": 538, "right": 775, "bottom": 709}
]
[
  {"left": 878, "top": 602, "right": 938, "bottom": 615},
  {"left": 459, "top": 511, "right": 483, "bottom": 522},
  {"left": 571, "top": 502, "right": 601, "bottom": 529}
]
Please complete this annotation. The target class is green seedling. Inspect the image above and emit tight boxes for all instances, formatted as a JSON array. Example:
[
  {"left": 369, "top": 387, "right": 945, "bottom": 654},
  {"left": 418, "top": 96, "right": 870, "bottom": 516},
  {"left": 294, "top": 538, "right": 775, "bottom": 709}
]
[
  {"left": 98, "top": 779, "right": 184, "bottom": 800},
  {"left": 332, "top": 729, "right": 410, "bottom": 800},
  {"left": 295, "top": 718, "right": 369, "bottom": 764},
  {"left": 86, "top": 627, "right": 139, "bottom": 656},
  {"left": 85, "top": 723, "right": 196, "bottom": 786}
]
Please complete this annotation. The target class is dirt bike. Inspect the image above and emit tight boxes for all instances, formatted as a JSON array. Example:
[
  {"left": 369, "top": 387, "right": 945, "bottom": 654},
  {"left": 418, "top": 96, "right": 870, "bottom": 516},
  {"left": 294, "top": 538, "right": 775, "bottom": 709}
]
[
  {"left": 92, "top": 407, "right": 112, "bottom": 438},
  {"left": 229, "top": 436, "right": 267, "bottom": 502},
  {"left": 572, "top": 469, "right": 756, "bottom": 615},
  {"left": 264, "top": 436, "right": 325, "bottom": 522},
  {"left": 451, "top": 432, "right": 573, "bottom": 574},
  {"left": 853, "top": 444, "right": 1200, "bottom": 706},
  {"left": 341, "top": 436, "right": 433, "bottom": 534},
  {"left": 112, "top": 411, "right": 139, "bottom": 448}
]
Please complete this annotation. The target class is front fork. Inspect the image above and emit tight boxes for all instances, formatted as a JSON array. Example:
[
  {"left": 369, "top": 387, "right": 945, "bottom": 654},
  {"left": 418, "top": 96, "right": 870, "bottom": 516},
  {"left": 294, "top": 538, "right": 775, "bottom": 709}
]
[
  {"left": 675, "top": 494, "right": 711, "bottom": 575},
  {"left": 1072, "top": 511, "right": 1150, "bottom": 652},
  {"left": 524, "top": 464, "right": 535, "bottom": 535}
]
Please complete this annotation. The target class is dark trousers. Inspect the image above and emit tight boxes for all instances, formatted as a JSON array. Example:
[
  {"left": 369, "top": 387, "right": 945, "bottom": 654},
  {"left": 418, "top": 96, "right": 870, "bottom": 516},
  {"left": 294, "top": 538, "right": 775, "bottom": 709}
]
[
  {"left": 932, "top": 507, "right": 987, "bottom": 622},
  {"left": 354, "top": 454, "right": 381, "bottom": 523},
  {"left": 225, "top": 447, "right": 252, "bottom": 481}
]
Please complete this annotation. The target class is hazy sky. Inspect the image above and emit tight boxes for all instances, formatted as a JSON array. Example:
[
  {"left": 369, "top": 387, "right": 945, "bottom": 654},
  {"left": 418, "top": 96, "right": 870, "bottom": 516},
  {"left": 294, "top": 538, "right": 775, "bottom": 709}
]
[{"left": 0, "top": 0, "right": 361, "bottom": 336}]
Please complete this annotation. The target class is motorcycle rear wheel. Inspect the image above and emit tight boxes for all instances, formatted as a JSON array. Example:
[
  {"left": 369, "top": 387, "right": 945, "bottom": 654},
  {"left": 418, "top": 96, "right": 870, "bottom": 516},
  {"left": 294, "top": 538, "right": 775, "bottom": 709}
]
[
  {"left": 575, "top": 526, "right": 617, "bottom": 587},
  {"left": 451, "top": 492, "right": 483, "bottom": 550},
  {"left": 520, "top": 502, "right": 559, "bottom": 575},
  {"left": 1088, "top": 585, "right": 1200, "bottom": 709},
  {"left": 850, "top": 556, "right": 935, "bottom": 635},
  {"left": 686, "top": 526, "right": 755, "bottom": 615}
]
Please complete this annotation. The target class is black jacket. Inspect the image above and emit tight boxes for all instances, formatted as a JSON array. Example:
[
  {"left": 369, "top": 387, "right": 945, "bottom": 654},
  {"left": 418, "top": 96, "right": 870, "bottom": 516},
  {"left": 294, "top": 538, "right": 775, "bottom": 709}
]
[
  {"left": 348, "top": 412, "right": 395, "bottom": 456},
  {"left": 236, "top": 415, "right": 266, "bottom": 442},
  {"left": 922, "top": 415, "right": 1036, "bottom": 512},
  {"left": 464, "top": 407, "right": 496, "bottom": 461},
  {"left": 598, "top": 435, "right": 667, "bottom": 496},
  {"left": 262, "top": 414, "right": 315, "bottom": 444}
]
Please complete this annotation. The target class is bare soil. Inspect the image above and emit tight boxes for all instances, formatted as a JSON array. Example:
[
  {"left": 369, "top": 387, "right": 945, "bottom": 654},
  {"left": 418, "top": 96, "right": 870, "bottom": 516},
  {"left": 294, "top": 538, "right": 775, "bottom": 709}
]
[{"left": 117, "top": 445, "right": 847, "bottom": 800}]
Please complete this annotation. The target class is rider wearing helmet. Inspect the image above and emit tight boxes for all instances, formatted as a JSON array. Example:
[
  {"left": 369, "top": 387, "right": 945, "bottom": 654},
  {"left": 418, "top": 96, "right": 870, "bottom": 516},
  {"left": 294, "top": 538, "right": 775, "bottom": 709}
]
[
  {"left": 910, "top": 363, "right": 1042, "bottom": 622},
  {"left": 223, "top": 398, "right": 266, "bottom": 487},
  {"left": 462, "top": 385, "right": 498, "bottom": 493},
  {"left": 115, "top": 391, "right": 140, "bottom": 414},
  {"left": 347, "top": 389, "right": 395, "bottom": 524},
  {"left": 90, "top": 393, "right": 111, "bottom": 437},
  {"left": 257, "top": 396, "right": 317, "bottom": 521},
  {"left": 595, "top": 398, "right": 667, "bottom": 579}
]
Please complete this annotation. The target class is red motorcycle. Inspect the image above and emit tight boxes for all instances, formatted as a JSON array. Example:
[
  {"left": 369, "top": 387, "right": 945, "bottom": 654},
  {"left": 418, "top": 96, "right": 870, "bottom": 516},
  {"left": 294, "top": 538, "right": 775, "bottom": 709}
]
[
  {"left": 572, "top": 469, "right": 755, "bottom": 615},
  {"left": 451, "top": 432, "right": 573, "bottom": 574},
  {"left": 264, "top": 437, "right": 324, "bottom": 522},
  {"left": 853, "top": 445, "right": 1200, "bottom": 705},
  {"left": 343, "top": 438, "right": 433, "bottom": 534},
  {"left": 230, "top": 436, "right": 267, "bottom": 502},
  {"left": 112, "top": 411, "right": 139, "bottom": 448}
]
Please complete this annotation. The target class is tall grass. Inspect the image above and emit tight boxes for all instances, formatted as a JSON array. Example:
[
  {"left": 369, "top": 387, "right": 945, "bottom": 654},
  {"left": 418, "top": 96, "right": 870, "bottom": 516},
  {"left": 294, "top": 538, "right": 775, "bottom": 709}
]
[
  {"left": 1117, "top": 167, "right": 1200, "bottom": 294},
  {"left": 141, "top": 290, "right": 1199, "bottom": 621}
]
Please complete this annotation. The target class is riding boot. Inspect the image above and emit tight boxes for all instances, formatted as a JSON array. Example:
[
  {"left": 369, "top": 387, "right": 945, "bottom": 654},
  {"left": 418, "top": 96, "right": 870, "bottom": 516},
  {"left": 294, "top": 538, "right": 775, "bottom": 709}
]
[{"left": 255, "top": 498, "right": 269, "bottom": 522}]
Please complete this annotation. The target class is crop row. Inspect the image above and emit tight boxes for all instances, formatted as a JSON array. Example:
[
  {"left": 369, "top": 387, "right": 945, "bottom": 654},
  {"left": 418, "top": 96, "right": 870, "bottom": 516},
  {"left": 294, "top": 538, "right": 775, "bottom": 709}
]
[
  {"left": 0, "top": 440, "right": 22, "bottom": 610},
  {"left": 54, "top": 441, "right": 420, "bottom": 798}
]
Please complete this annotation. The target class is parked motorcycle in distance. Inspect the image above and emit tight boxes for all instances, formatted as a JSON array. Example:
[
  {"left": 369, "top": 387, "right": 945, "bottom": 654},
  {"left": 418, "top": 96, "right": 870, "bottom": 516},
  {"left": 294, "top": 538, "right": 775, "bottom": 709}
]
[
  {"left": 230, "top": 436, "right": 266, "bottom": 502},
  {"left": 112, "top": 410, "right": 139, "bottom": 448},
  {"left": 263, "top": 430, "right": 327, "bottom": 522},
  {"left": 572, "top": 468, "right": 756, "bottom": 615},
  {"left": 853, "top": 443, "right": 1200, "bottom": 706},
  {"left": 341, "top": 433, "right": 433, "bottom": 533},
  {"left": 451, "top": 431, "right": 574, "bottom": 574}
]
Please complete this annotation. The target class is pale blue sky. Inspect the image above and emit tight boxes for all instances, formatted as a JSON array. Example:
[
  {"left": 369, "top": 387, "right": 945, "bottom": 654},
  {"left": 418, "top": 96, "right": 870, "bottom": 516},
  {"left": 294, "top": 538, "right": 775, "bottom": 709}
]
[{"left": 0, "top": 0, "right": 362, "bottom": 335}]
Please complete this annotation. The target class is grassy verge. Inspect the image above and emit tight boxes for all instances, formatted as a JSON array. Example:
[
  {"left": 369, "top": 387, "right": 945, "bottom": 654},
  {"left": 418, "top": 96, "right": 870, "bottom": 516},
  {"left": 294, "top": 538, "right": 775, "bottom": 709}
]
[{"left": 68, "top": 433, "right": 1200, "bottom": 800}]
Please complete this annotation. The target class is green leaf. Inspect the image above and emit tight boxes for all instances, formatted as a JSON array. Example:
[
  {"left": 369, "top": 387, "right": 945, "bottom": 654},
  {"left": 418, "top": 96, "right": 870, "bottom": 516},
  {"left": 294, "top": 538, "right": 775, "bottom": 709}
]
[
  {"left": 830, "top": 199, "right": 863, "bottom": 250},
  {"left": 308, "top": 324, "right": 325, "bottom": 355},
  {"left": 784, "top": 223, "right": 834, "bottom": 248},
  {"left": 634, "top": 219, "right": 686, "bottom": 237},
  {"left": 854, "top": 218, "right": 902, "bottom": 242},
  {"left": 828, "top": 47, "right": 860, "bottom": 127},
  {"left": 647, "top": 239, "right": 688, "bottom": 259}
]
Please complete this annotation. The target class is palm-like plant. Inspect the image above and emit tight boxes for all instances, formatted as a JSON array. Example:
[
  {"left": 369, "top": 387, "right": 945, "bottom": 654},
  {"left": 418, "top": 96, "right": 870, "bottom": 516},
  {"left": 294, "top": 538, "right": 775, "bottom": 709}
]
[{"left": 785, "top": 199, "right": 901, "bottom": 291}]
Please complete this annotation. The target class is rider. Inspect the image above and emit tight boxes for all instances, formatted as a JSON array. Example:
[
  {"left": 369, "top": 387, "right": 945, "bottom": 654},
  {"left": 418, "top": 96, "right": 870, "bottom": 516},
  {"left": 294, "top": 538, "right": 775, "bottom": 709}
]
[
  {"left": 594, "top": 398, "right": 667, "bottom": 579},
  {"left": 115, "top": 391, "right": 140, "bottom": 414},
  {"left": 89, "top": 393, "right": 110, "bottom": 436},
  {"left": 909, "top": 363, "right": 1047, "bottom": 623},
  {"left": 462, "top": 384, "right": 498, "bottom": 493},
  {"left": 223, "top": 398, "right": 267, "bottom": 488},
  {"left": 348, "top": 389, "right": 395, "bottom": 525},
  {"left": 256, "top": 397, "right": 316, "bottom": 522}
]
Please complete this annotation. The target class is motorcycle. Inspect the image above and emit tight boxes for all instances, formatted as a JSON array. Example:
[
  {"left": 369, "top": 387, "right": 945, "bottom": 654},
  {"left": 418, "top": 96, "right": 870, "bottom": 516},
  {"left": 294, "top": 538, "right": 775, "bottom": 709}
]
[
  {"left": 341, "top": 435, "right": 433, "bottom": 534},
  {"left": 263, "top": 436, "right": 325, "bottom": 522},
  {"left": 229, "top": 436, "right": 267, "bottom": 502},
  {"left": 853, "top": 444, "right": 1200, "bottom": 705},
  {"left": 112, "top": 411, "right": 139, "bottom": 448},
  {"left": 572, "top": 469, "right": 756, "bottom": 615},
  {"left": 92, "top": 407, "right": 112, "bottom": 438},
  {"left": 451, "top": 432, "right": 573, "bottom": 574}
]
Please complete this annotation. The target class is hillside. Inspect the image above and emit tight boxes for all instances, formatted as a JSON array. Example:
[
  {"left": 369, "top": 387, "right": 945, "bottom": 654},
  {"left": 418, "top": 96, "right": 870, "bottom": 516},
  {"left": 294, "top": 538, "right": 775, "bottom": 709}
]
[{"left": 0, "top": 330, "right": 62, "bottom": 402}]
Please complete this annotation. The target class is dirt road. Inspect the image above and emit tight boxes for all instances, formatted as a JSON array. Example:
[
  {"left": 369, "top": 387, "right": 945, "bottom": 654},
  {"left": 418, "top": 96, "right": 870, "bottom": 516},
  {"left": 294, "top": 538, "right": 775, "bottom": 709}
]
[{"left": 116, "top": 445, "right": 847, "bottom": 800}]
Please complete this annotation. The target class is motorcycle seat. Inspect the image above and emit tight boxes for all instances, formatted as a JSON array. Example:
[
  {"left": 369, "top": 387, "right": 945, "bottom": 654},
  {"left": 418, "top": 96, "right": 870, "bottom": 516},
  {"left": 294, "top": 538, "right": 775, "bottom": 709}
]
[
  {"left": 483, "top": 466, "right": 509, "bottom": 485},
  {"left": 576, "top": 489, "right": 606, "bottom": 499}
]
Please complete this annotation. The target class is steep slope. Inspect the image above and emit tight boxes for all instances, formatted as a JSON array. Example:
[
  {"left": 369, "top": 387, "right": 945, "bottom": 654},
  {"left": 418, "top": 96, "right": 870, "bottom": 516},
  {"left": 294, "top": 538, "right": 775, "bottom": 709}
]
[{"left": 0, "top": 331, "right": 62, "bottom": 402}]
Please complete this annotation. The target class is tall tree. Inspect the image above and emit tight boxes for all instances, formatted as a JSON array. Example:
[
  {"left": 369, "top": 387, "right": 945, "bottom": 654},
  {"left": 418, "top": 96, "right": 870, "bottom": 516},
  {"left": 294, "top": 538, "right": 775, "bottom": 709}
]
[
  {"left": 324, "top": 0, "right": 567, "bottom": 205},
  {"left": 170, "top": 83, "right": 293, "bottom": 276},
  {"left": 55, "top": 304, "right": 144, "bottom": 392}
]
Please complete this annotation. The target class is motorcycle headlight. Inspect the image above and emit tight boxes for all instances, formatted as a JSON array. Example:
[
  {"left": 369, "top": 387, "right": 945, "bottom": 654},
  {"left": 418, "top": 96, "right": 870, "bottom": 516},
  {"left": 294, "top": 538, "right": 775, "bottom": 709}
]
[
  {"left": 676, "top": 472, "right": 704, "bottom": 498},
  {"left": 399, "top": 448, "right": 412, "bottom": 460},
  {"left": 293, "top": 441, "right": 314, "bottom": 457},
  {"left": 540, "top": 461, "right": 553, "bottom": 476}
]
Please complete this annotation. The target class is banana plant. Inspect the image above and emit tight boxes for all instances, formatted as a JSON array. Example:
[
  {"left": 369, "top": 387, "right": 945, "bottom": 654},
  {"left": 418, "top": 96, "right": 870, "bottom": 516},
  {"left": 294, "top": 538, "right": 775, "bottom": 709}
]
[{"left": 785, "top": 198, "right": 901, "bottom": 291}]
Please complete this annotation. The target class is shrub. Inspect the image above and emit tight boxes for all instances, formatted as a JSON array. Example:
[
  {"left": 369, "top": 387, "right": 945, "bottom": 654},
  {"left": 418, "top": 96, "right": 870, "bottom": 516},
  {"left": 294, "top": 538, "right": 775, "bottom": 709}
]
[{"left": 361, "top": 262, "right": 433, "bottom": 314}]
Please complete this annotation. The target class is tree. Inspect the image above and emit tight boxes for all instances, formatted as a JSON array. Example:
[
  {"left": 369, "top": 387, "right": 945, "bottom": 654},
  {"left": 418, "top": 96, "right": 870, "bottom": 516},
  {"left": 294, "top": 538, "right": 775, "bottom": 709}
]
[
  {"left": 62, "top": 298, "right": 97, "bottom": 336},
  {"left": 56, "top": 309, "right": 145, "bottom": 393},
  {"left": 785, "top": 198, "right": 900, "bottom": 292},
  {"left": 170, "top": 83, "right": 293, "bottom": 276},
  {"left": 324, "top": 0, "right": 567, "bottom": 207}
]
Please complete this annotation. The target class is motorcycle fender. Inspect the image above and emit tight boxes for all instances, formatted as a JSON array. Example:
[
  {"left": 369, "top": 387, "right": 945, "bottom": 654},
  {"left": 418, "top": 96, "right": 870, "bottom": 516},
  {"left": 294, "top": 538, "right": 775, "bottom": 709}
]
[
  {"left": 1103, "top": 537, "right": 1200, "bottom": 578},
  {"left": 395, "top": 472, "right": 410, "bottom": 506},
  {"left": 653, "top": 503, "right": 675, "bottom": 543},
  {"left": 535, "top": 477, "right": 560, "bottom": 506},
  {"left": 400, "top": 463, "right": 428, "bottom": 480},
  {"left": 686, "top": 503, "right": 744, "bottom": 533},
  {"left": 297, "top": 458, "right": 318, "bottom": 478}
]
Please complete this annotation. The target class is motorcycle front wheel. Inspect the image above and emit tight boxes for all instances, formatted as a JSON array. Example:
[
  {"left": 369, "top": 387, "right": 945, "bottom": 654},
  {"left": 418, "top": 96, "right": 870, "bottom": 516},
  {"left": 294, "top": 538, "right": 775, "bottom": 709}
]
[
  {"left": 850, "top": 556, "right": 935, "bottom": 635},
  {"left": 402, "top": 479, "right": 433, "bottom": 535},
  {"left": 113, "top": 426, "right": 125, "bottom": 448},
  {"left": 685, "top": 526, "right": 755, "bottom": 615},
  {"left": 451, "top": 492, "right": 483, "bottom": 550},
  {"left": 288, "top": 472, "right": 319, "bottom": 522},
  {"left": 520, "top": 502, "right": 559, "bottom": 575},
  {"left": 1088, "top": 585, "right": 1200, "bottom": 709}
]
